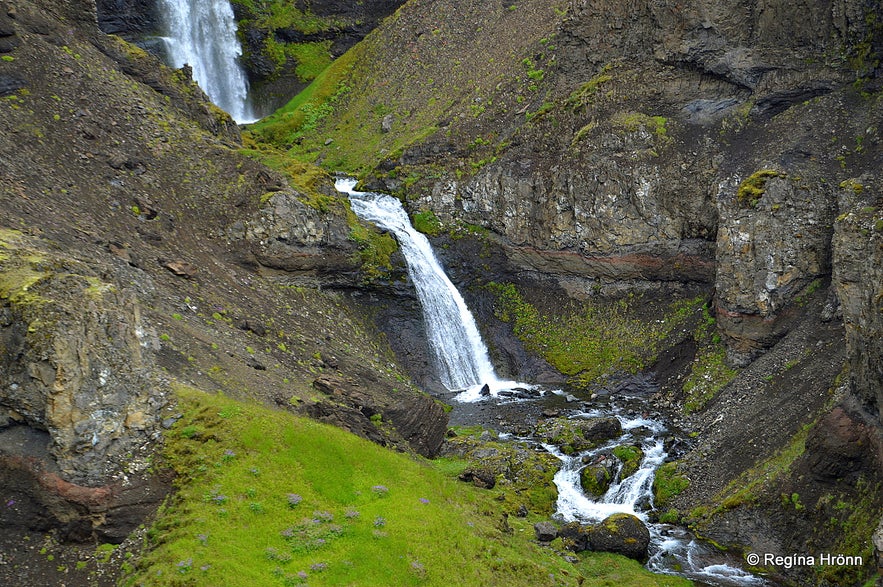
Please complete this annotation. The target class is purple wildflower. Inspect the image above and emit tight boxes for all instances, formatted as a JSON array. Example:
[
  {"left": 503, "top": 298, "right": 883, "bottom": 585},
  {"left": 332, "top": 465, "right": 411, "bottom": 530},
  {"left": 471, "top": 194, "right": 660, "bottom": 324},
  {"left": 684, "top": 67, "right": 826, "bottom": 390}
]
[{"left": 286, "top": 493, "right": 302, "bottom": 507}]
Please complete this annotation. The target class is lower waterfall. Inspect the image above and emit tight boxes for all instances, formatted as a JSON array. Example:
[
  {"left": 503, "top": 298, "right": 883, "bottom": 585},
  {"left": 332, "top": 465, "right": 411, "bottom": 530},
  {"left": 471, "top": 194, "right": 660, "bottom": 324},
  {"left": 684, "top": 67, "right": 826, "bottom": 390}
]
[{"left": 337, "top": 178, "right": 522, "bottom": 396}]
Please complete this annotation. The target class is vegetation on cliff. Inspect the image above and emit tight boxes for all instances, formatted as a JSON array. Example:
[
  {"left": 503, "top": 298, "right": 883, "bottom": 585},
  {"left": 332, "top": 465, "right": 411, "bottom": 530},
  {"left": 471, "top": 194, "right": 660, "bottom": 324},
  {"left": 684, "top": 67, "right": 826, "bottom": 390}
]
[{"left": 485, "top": 282, "right": 703, "bottom": 389}]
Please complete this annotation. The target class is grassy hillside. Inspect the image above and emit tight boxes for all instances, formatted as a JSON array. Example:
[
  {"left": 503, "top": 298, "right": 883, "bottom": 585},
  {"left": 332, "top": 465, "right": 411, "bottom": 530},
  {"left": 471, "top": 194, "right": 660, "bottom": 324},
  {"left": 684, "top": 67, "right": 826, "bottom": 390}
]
[
  {"left": 125, "top": 385, "right": 690, "bottom": 587},
  {"left": 245, "top": 0, "right": 569, "bottom": 174}
]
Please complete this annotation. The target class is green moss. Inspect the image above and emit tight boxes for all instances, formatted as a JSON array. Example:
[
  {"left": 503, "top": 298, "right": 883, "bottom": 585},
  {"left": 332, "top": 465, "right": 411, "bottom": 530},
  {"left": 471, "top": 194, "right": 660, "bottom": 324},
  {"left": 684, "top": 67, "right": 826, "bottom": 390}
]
[
  {"left": 839, "top": 178, "right": 865, "bottom": 194},
  {"left": 289, "top": 41, "right": 334, "bottom": 82},
  {"left": 567, "top": 65, "right": 613, "bottom": 111},
  {"left": 736, "top": 169, "right": 783, "bottom": 208},
  {"left": 580, "top": 464, "right": 612, "bottom": 497},
  {"left": 611, "top": 111, "right": 668, "bottom": 138},
  {"left": 0, "top": 230, "right": 49, "bottom": 306},
  {"left": 412, "top": 210, "right": 442, "bottom": 236},
  {"left": 816, "top": 478, "right": 881, "bottom": 585},
  {"left": 486, "top": 283, "right": 702, "bottom": 389},
  {"left": 612, "top": 445, "right": 644, "bottom": 479},
  {"left": 695, "top": 421, "right": 814, "bottom": 521},
  {"left": 246, "top": 47, "right": 356, "bottom": 149},
  {"left": 652, "top": 462, "right": 689, "bottom": 508},
  {"left": 680, "top": 303, "right": 738, "bottom": 413},
  {"left": 348, "top": 211, "right": 398, "bottom": 280}
]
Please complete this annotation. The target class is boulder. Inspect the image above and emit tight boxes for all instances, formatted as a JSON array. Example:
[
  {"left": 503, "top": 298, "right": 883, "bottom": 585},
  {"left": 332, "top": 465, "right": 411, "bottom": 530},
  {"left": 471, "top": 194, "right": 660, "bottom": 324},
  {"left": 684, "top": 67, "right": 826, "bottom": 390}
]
[
  {"left": 458, "top": 466, "right": 496, "bottom": 489},
  {"left": 558, "top": 521, "right": 589, "bottom": 552},
  {"left": 535, "top": 416, "right": 622, "bottom": 453},
  {"left": 580, "top": 458, "right": 614, "bottom": 498},
  {"left": 534, "top": 521, "right": 557, "bottom": 542},
  {"left": 585, "top": 513, "right": 651, "bottom": 561}
]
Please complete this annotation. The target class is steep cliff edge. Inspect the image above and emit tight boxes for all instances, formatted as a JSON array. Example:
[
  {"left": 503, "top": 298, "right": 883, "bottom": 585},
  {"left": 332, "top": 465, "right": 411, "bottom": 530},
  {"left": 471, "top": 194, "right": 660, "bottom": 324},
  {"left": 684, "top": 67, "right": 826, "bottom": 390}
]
[
  {"left": 0, "top": 0, "right": 447, "bottom": 557},
  {"left": 252, "top": 0, "right": 883, "bottom": 582}
]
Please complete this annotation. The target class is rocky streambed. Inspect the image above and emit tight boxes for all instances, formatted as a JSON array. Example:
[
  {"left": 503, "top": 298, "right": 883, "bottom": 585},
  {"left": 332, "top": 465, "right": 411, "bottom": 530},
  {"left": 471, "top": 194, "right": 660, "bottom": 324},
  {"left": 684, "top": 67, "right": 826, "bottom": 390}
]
[{"left": 441, "top": 375, "right": 767, "bottom": 586}]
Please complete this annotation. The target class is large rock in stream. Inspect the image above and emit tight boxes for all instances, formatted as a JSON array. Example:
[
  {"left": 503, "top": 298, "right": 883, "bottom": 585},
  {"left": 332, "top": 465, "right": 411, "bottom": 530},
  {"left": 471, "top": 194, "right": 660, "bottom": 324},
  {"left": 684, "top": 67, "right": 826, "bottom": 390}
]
[{"left": 534, "top": 513, "right": 651, "bottom": 561}]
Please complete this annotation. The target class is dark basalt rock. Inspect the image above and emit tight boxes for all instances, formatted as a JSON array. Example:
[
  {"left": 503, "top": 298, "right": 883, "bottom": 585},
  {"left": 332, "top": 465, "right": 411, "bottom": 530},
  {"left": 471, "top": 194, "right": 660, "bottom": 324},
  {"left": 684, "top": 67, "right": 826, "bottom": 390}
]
[
  {"left": 95, "top": 0, "right": 160, "bottom": 38},
  {"left": 584, "top": 513, "right": 651, "bottom": 561},
  {"left": 0, "top": 73, "right": 25, "bottom": 96},
  {"left": 458, "top": 466, "right": 497, "bottom": 489},
  {"left": 310, "top": 375, "right": 448, "bottom": 458},
  {"left": 533, "top": 520, "right": 557, "bottom": 542}
]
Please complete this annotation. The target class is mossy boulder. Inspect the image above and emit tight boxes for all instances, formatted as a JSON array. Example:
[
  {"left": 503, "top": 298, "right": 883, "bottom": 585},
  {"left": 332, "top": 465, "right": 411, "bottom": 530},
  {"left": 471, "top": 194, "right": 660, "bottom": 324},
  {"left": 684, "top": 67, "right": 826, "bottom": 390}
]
[
  {"left": 535, "top": 416, "right": 622, "bottom": 454},
  {"left": 443, "top": 430, "right": 560, "bottom": 513},
  {"left": 612, "top": 444, "right": 644, "bottom": 480},
  {"left": 585, "top": 513, "right": 651, "bottom": 561},
  {"left": 580, "top": 459, "right": 614, "bottom": 498}
]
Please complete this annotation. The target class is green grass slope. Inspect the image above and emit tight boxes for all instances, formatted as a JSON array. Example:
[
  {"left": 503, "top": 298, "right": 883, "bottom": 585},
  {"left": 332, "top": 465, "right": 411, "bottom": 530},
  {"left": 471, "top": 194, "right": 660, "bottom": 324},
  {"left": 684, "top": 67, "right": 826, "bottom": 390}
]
[{"left": 125, "top": 385, "right": 690, "bottom": 586}]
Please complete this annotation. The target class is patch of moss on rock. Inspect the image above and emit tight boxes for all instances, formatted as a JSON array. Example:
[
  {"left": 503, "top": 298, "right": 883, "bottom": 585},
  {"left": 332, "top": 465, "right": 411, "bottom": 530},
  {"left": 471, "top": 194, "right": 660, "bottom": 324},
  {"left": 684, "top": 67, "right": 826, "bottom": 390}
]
[
  {"left": 612, "top": 444, "right": 644, "bottom": 480},
  {"left": 736, "top": 169, "right": 784, "bottom": 208},
  {"left": 652, "top": 462, "right": 690, "bottom": 509},
  {"left": 486, "top": 282, "right": 703, "bottom": 389}
]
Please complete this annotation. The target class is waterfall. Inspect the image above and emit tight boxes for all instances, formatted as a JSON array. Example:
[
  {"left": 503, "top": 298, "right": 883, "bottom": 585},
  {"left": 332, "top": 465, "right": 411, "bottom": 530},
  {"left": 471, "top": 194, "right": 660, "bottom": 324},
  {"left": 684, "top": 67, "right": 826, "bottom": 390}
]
[
  {"left": 158, "top": 0, "right": 254, "bottom": 123},
  {"left": 336, "top": 178, "right": 521, "bottom": 397}
]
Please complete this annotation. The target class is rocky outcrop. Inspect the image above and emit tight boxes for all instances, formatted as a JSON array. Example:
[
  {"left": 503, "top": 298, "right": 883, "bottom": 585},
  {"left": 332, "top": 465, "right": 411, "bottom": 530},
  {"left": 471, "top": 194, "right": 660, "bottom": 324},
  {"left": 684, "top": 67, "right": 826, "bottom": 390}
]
[
  {"left": 534, "top": 513, "right": 651, "bottom": 561},
  {"left": 0, "top": 230, "right": 167, "bottom": 486},
  {"left": 95, "top": 0, "right": 159, "bottom": 37},
  {"left": 714, "top": 172, "right": 838, "bottom": 364},
  {"left": 833, "top": 176, "right": 883, "bottom": 423},
  {"left": 0, "top": 426, "right": 169, "bottom": 542},
  {"left": 244, "top": 188, "right": 360, "bottom": 279},
  {"left": 534, "top": 416, "right": 623, "bottom": 454},
  {"left": 309, "top": 374, "right": 448, "bottom": 457}
]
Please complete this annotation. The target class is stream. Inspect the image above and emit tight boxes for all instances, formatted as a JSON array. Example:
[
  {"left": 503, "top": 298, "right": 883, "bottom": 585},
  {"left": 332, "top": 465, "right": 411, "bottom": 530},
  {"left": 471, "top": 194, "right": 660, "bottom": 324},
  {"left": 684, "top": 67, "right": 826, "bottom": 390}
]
[{"left": 336, "top": 178, "right": 767, "bottom": 586}]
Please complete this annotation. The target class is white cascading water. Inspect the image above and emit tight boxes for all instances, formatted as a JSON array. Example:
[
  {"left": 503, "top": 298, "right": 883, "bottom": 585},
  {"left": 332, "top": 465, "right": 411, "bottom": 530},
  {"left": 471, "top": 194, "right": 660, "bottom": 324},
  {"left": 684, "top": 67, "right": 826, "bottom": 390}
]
[
  {"left": 336, "top": 178, "right": 522, "bottom": 398},
  {"left": 544, "top": 407, "right": 766, "bottom": 586},
  {"left": 158, "top": 0, "right": 254, "bottom": 123}
]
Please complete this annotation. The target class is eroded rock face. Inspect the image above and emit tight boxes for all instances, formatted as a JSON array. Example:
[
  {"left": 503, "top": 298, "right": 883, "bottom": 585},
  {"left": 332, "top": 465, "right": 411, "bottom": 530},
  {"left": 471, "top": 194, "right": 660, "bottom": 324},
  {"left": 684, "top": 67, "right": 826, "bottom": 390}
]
[
  {"left": 245, "top": 189, "right": 360, "bottom": 278},
  {"left": 309, "top": 374, "right": 448, "bottom": 457},
  {"left": 715, "top": 173, "right": 837, "bottom": 364},
  {"left": 0, "top": 231, "right": 167, "bottom": 487},
  {"left": 833, "top": 178, "right": 883, "bottom": 423}
]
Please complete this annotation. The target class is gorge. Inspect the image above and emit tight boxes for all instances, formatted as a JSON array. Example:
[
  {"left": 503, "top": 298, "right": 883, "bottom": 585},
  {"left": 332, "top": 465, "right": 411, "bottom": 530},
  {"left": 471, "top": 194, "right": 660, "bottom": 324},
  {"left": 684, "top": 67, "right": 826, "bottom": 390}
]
[{"left": 0, "top": 0, "right": 882, "bottom": 585}]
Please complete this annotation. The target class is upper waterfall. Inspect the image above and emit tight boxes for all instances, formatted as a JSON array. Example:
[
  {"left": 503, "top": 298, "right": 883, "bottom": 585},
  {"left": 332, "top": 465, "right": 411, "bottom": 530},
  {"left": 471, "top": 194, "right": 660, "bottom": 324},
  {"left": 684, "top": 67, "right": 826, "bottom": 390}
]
[
  {"left": 337, "top": 178, "right": 522, "bottom": 398},
  {"left": 158, "top": 0, "right": 254, "bottom": 123}
]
